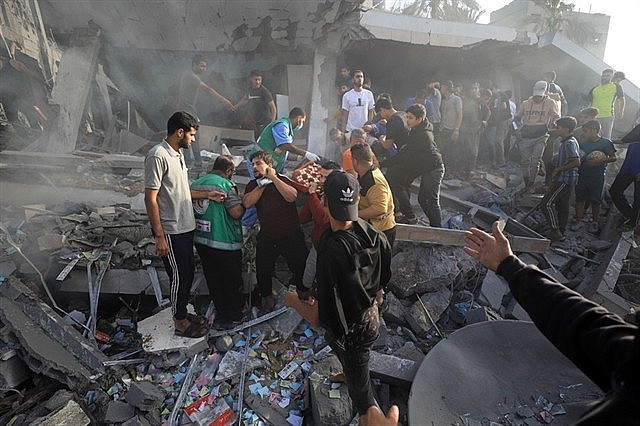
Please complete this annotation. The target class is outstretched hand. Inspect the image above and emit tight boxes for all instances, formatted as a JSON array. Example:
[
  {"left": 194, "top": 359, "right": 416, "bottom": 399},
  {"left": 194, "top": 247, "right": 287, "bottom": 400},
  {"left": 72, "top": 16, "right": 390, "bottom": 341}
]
[
  {"left": 463, "top": 221, "right": 513, "bottom": 272},
  {"left": 359, "top": 405, "right": 399, "bottom": 426}
]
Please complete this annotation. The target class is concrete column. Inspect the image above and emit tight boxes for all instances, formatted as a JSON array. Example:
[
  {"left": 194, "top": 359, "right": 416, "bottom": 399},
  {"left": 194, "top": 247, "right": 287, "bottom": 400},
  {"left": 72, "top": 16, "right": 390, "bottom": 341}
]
[
  {"left": 307, "top": 49, "right": 337, "bottom": 157},
  {"left": 40, "top": 30, "right": 101, "bottom": 153}
]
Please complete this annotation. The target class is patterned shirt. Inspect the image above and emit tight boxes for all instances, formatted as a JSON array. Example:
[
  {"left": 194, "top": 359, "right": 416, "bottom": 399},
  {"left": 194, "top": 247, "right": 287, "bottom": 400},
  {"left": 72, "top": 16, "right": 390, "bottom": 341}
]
[{"left": 555, "top": 135, "right": 580, "bottom": 186}]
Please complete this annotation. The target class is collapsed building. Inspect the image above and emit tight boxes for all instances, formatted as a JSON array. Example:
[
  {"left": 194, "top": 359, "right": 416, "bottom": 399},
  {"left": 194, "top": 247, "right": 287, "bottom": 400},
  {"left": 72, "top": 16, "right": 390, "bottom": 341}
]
[{"left": 1, "top": 0, "right": 639, "bottom": 425}]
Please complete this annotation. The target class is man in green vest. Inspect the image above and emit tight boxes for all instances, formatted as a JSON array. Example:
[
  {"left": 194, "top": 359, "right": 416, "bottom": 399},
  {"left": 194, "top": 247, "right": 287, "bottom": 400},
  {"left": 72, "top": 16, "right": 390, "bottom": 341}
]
[
  {"left": 588, "top": 68, "right": 625, "bottom": 140},
  {"left": 255, "top": 107, "right": 320, "bottom": 172},
  {"left": 191, "top": 155, "right": 246, "bottom": 327}
]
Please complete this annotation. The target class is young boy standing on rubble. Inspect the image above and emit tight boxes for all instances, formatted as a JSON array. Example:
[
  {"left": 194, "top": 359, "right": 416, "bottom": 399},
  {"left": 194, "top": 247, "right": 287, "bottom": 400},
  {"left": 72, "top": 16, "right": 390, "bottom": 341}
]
[
  {"left": 145, "top": 111, "right": 224, "bottom": 338},
  {"left": 284, "top": 170, "right": 392, "bottom": 417},
  {"left": 539, "top": 116, "right": 580, "bottom": 241},
  {"left": 572, "top": 120, "right": 616, "bottom": 233}
]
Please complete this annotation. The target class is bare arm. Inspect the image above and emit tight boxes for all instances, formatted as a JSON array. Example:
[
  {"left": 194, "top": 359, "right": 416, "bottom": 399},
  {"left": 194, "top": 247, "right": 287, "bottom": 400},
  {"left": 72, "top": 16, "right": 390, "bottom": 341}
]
[
  {"left": 242, "top": 185, "right": 266, "bottom": 209},
  {"left": 198, "top": 81, "right": 235, "bottom": 111},
  {"left": 267, "top": 100, "right": 277, "bottom": 121},
  {"left": 340, "top": 109, "right": 349, "bottom": 132},
  {"left": 615, "top": 96, "right": 625, "bottom": 120},
  {"left": 278, "top": 142, "right": 307, "bottom": 157},
  {"left": 368, "top": 107, "right": 375, "bottom": 123},
  {"left": 191, "top": 189, "right": 226, "bottom": 202},
  {"left": 144, "top": 188, "right": 169, "bottom": 257},
  {"left": 265, "top": 167, "right": 297, "bottom": 202}
]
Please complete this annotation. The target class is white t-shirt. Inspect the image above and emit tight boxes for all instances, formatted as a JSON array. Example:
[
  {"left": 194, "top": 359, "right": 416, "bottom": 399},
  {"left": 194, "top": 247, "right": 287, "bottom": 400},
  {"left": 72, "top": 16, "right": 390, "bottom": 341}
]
[{"left": 341, "top": 88, "right": 375, "bottom": 132}]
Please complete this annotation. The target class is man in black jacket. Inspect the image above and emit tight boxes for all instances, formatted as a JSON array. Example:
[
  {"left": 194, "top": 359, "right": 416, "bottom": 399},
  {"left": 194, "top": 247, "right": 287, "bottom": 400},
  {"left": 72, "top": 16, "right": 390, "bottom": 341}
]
[
  {"left": 285, "top": 170, "right": 392, "bottom": 417},
  {"left": 383, "top": 103, "right": 444, "bottom": 227},
  {"left": 360, "top": 221, "right": 639, "bottom": 425}
]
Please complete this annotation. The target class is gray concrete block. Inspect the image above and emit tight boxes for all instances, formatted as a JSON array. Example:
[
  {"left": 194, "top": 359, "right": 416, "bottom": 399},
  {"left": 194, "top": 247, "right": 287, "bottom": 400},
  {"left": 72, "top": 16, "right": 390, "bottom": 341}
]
[
  {"left": 405, "top": 289, "right": 451, "bottom": 337},
  {"left": 104, "top": 401, "right": 135, "bottom": 424},
  {"left": 369, "top": 351, "right": 418, "bottom": 387},
  {"left": 381, "top": 292, "right": 407, "bottom": 326},
  {"left": 479, "top": 270, "right": 508, "bottom": 310},
  {"left": 38, "top": 400, "right": 90, "bottom": 426},
  {"left": 125, "top": 381, "right": 164, "bottom": 411},
  {"left": 137, "top": 306, "right": 207, "bottom": 355},
  {"left": 214, "top": 350, "right": 267, "bottom": 381},
  {"left": 268, "top": 307, "right": 302, "bottom": 340},
  {"left": 392, "top": 342, "right": 425, "bottom": 364},
  {"left": 309, "top": 356, "right": 353, "bottom": 426}
]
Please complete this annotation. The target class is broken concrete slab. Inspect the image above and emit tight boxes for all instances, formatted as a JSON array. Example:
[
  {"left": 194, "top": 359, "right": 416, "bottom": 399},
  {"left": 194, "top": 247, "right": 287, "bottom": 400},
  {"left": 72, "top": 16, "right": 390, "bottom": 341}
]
[
  {"left": 104, "top": 400, "right": 136, "bottom": 424},
  {"left": 214, "top": 350, "right": 267, "bottom": 381},
  {"left": 405, "top": 290, "right": 451, "bottom": 337},
  {"left": 309, "top": 355, "right": 353, "bottom": 426},
  {"left": 392, "top": 342, "right": 425, "bottom": 364},
  {"left": 590, "top": 231, "right": 639, "bottom": 317},
  {"left": 381, "top": 291, "right": 407, "bottom": 326},
  {"left": 395, "top": 224, "right": 550, "bottom": 253},
  {"left": 137, "top": 306, "right": 207, "bottom": 356},
  {"left": 390, "top": 246, "right": 473, "bottom": 299},
  {"left": 268, "top": 307, "right": 302, "bottom": 340},
  {"left": 0, "top": 346, "right": 30, "bottom": 388},
  {"left": 125, "top": 381, "right": 164, "bottom": 411},
  {"left": 478, "top": 270, "right": 508, "bottom": 310},
  {"left": 369, "top": 351, "right": 418, "bottom": 388},
  {"left": 38, "top": 399, "right": 90, "bottom": 426}
]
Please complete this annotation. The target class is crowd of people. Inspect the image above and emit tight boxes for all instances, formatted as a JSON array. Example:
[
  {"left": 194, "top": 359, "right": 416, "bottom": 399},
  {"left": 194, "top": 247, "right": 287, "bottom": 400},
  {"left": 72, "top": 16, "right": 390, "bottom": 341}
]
[{"left": 145, "top": 60, "right": 639, "bottom": 422}]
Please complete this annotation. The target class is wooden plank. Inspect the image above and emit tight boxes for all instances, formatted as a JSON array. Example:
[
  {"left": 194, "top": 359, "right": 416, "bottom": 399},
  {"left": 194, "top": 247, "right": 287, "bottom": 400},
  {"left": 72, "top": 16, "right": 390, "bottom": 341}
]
[{"left": 395, "top": 224, "right": 550, "bottom": 253}]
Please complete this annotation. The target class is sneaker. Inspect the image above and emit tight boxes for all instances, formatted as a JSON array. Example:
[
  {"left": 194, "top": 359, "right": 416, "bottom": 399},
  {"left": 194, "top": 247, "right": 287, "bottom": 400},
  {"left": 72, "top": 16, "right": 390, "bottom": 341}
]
[
  {"left": 547, "top": 229, "right": 565, "bottom": 241},
  {"left": 397, "top": 215, "right": 418, "bottom": 225},
  {"left": 589, "top": 221, "right": 599, "bottom": 233}
]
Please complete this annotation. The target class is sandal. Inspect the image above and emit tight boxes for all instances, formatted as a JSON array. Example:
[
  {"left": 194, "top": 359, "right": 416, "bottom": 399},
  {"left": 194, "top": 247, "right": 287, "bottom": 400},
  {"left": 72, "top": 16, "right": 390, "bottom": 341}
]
[
  {"left": 186, "top": 313, "right": 207, "bottom": 326},
  {"left": 174, "top": 320, "right": 208, "bottom": 338}
]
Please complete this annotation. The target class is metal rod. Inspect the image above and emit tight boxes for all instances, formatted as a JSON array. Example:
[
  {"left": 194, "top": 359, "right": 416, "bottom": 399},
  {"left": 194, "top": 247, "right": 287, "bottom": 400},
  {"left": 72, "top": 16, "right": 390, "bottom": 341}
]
[
  {"left": 236, "top": 326, "right": 251, "bottom": 426},
  {"left": 168, "top": 353, "right": 200, "bottom": 426},
  {"left": 415, "top": 294, "right": 444, "bottom": 338},
  {"left": 209, "top": 306, "right": 289, "bottom": 337}
]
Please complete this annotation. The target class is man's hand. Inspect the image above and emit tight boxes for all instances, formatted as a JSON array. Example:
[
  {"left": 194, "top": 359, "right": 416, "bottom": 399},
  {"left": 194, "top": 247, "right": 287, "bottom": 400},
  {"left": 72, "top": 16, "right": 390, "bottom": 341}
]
[
  {"left": 305, "top": 151, "right": 321, "bottom": 162},
  {"left": 359, "top": 405, "right": 399, "bottom": 426},
  {"left": 221, "top": 98, "right": 236, "bottom": 112},
  {"left": 263, "top": 166, "right": 275, "bottom": 179},
  {"left": 463, "top": 221, "right": 513, "bottom": 272},
  {"left": 308, "top": 182, "right": 319, "bottom": 193},
  {"left": 208, "top": 190, "right": 226, "bottom": 203},
  {"left": 451, "top": 129, "right": 460, "bottom": 141},
  {"left": 155, "top": 235, "right": 169, "bottom": 257}
]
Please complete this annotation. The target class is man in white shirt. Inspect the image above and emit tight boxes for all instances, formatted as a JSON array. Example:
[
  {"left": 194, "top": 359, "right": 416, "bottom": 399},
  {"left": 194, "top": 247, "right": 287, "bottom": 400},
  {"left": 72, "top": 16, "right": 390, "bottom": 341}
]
[{"left": 340, "top": 70, "right": 375, "bottom": 134}]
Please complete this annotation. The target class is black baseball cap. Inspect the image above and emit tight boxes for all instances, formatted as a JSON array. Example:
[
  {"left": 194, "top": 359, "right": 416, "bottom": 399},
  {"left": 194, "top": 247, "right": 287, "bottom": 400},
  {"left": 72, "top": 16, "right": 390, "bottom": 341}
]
[{"left": 323, "top": 170, "right": 359, "bottom": 221}]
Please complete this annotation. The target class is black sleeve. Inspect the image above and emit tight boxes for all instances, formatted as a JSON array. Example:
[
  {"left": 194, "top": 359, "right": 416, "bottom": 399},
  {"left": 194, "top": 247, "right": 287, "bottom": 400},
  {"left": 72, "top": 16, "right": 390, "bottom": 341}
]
[
  {"left": 385, "top": 114, "right": 408, "bottom": 143},
  {"left": 497, "top": 255, "right": 637, "bottom": 391}
]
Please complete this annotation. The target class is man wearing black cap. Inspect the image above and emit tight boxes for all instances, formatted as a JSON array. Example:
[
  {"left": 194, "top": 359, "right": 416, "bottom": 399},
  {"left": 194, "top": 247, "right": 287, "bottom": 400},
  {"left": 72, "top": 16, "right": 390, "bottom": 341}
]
[{"left": 285, "top": 170, "right": 392, "bottom": 417}]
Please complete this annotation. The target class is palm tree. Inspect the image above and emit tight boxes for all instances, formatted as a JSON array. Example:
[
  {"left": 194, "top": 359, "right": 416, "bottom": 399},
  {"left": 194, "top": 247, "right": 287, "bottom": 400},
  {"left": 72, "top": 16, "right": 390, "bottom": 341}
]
[
  {"left": 529, "top": 0, "right": 600, "bottom": 46},
  {"left": 391, "top": 0, "right": 485, "bottom": 23}
]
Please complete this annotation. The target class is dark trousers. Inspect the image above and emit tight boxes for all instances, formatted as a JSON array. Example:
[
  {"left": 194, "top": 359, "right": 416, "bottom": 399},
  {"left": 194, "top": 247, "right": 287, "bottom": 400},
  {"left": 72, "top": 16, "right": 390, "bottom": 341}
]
[
  {"left": 195, "top": 245, "right": 244, "bottom": 322},
  {"left": 418, "top": 167, "right": 444, "bottom": 227},
  {"left": 161, "top": 231, "right": 195, "bottom": 320},
  {"left": 437, "top": 128, "right": 458, "bottom": 174},
  {"left": 541, "top": 182, "right": 572, "bottom": 232},
  {"left": 383, "top": 227, "right": 396, "bottom": 247},
  {"left": 256, "top": 230, "right": 308, "bottom": 297},
  {"left": 610, "top": 173, "right": 640, "bottom": 226},
  {"left": 330, "top": 306, "right": 380, "bottom": 415},
  {"left": 387, "top": 162, "right": 423, "bottom": 218}
]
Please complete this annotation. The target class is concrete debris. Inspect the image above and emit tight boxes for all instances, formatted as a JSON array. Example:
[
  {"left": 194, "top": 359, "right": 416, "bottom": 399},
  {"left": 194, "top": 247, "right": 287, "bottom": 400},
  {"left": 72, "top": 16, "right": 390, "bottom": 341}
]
[
  {"left": 0, "top": 345, "right": 30, "bottom": 388},
  {"left": 104, "top": 400, "right": 136, "bottom": 424},
  {"left": 125, "top": 381, "right": 164, "bottom": 411},
  {"left": 36, "top": 399, "right": 90, "bottom": 426},
  {"left": 308, "top": 356, "right": 353, "bottom": 426},
  {"left": 369, "top": 352, "right": 418, "bottom": 387},
  {"left": 137, "top": 306, "right": 207, "bottom": 358},
  {"left": 214, "top": 350, "right": 268, "bottom": 381}
]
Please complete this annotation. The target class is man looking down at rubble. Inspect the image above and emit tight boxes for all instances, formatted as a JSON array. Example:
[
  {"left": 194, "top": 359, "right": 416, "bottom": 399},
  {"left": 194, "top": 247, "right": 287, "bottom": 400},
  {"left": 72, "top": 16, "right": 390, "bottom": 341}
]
[
  {"left": 145, "top": 111, "right": 223, "bottom": 338},
  {"left": 254, "top": 107, "right": 320, "bottom": 173},
  {"left": 359, "top": 220, "right": 640, "bottom": 425},
  {"left": 191, "top": 155, "right": 245, "bottom": 328},
  {"left": 243, "top": 151, "right": 308, "bottom": 314},
  {"left": 284, "top": 170, "right": 392, "bottom": 418}
]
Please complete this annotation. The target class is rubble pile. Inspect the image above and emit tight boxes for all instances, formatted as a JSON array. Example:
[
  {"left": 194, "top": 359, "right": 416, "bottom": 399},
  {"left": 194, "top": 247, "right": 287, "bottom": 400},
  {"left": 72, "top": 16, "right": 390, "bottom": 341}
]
[{"left": 0, "top": 162, "right": 638, "bottom": 425}]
